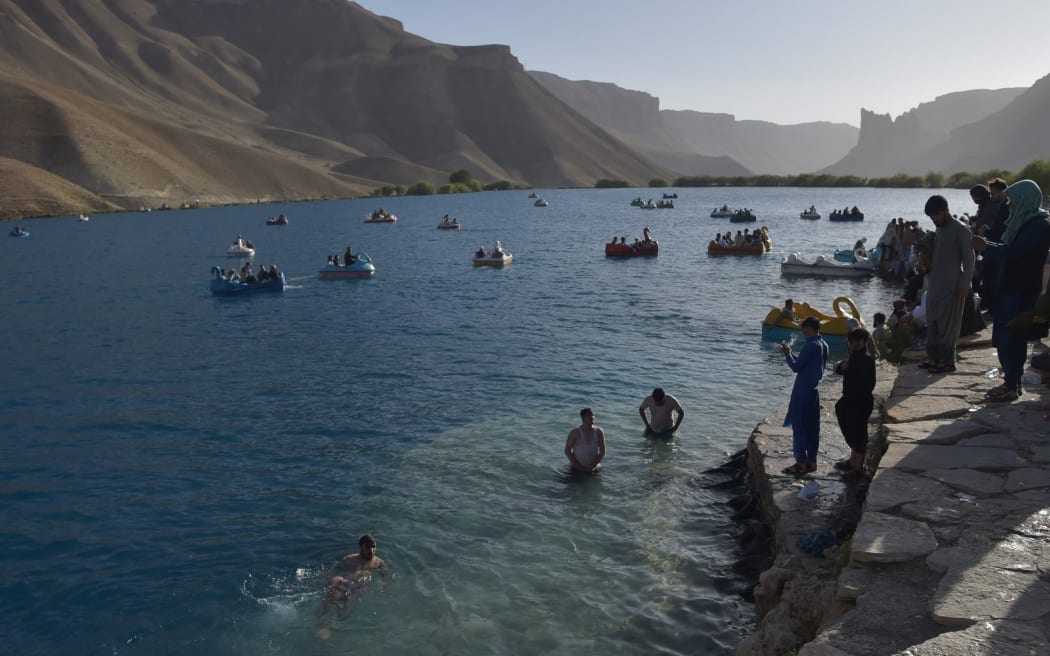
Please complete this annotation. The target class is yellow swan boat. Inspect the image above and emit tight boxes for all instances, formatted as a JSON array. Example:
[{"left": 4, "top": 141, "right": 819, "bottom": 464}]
[{"left": 761, "top": 296, "right": 866, "bottom": 342}]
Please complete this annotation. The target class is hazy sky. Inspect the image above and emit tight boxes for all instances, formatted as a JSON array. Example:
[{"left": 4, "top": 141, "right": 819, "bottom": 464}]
[{"left": 357, "top": 0, "right": 1050, "bottom": 126}]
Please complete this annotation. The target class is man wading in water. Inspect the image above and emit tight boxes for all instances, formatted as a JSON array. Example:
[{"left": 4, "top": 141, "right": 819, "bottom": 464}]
[{"left": 564, "top": 408, "right": 606, "bottom": 474}]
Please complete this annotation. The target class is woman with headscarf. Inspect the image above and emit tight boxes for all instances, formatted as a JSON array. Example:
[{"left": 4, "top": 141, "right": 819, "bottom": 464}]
[{"left": 972, "top": 179, "right": 1050, "bottom": 402}]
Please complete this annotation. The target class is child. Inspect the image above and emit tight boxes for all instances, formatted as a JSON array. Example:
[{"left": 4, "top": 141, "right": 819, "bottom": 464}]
[
  {"left": 834, "top": 328, "right": 876, "bottom": 477},
  {"left": 887, "top": 300, "right": 910, "bottom": 328}
]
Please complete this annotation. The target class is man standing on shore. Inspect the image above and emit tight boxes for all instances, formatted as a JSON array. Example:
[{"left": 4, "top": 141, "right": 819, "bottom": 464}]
[
  {"left": 638, "top": 387, "right": 685, "bottom": 436},
  {"left": 922, "top": 195, "right": 975, "bottom": 374},
  {"left": 780, "top": 317, "right": 829, "bottom": 476}
]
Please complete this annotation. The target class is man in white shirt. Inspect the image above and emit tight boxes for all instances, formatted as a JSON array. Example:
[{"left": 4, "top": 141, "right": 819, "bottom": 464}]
[
  {"left": 638, "top": 388, "right": 685, "bottom": 436},
  {"left": 564, "top": 408, "right": 606, "bottom": 473}
]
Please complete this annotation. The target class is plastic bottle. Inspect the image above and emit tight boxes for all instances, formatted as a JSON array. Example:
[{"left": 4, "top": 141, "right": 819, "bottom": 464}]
[{"left": 983, "top": 368, "right": 1000, "bottom": 379}]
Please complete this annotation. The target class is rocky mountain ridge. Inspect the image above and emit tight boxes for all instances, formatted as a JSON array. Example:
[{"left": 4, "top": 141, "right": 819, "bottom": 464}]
[
  {"left": 529, "top": 71, "right": 860, "bottom": 176},
  {"left": 0, "top": 0, "right": 669, "bottom": 217},
  {"left": 823, "top": 87, "right": 1028, "bottom": 176}
]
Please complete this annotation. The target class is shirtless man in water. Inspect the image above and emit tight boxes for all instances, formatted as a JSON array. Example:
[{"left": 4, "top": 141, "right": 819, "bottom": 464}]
[
  {"left": 564, "top": 408, "right": 606, "bottom": 473},
  {"left": 317, "top": 534, "right": 389, "bottom": 636}
]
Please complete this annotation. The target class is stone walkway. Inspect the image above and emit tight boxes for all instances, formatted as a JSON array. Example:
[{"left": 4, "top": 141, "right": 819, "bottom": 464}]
[
  {"left": 805, "top": 344, "right": 1050, "bottom": 656},
  {"left": 736, "top": 340, "right": 1050, "bottom": 655}
]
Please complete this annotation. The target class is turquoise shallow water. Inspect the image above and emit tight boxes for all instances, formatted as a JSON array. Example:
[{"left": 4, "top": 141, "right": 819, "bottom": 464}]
[{"left": 0, "top": 187, "right": 974, "bottom": 655}]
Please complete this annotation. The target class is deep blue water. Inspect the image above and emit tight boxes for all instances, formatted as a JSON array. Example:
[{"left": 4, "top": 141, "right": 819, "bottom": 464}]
[{"left": 1, "top": 187, "right": 975, "bottom": 655}]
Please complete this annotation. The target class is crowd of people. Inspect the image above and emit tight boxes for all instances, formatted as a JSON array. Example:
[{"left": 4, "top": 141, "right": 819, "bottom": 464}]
[
  {"left": 778, "top": 178, "right": 1050, "bottom": 479},
  {"left": 220, "top": 261, "right": 280, "bottom": 283},
  {"left": 830, "top": 206, "right": 863, "bottom": 218},
  {"left": 712, "top": 227, "right": 767, "bottom": 249},
  {"left": 608, "top": 227, "right": 656, "bottom": 251},
  {"left": 868, "top": 179, "right": 1050, "bottom": 397}
]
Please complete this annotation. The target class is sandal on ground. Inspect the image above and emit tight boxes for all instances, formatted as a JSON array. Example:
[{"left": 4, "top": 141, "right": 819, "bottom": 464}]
[
  {"left": 833, "top": 459, "right": 854, "bottom": 471},
  {"left": 782, "top": 463, "right": 807, "bottom": 476},
  {"left": 805, "top": 462, "right": 818, "bottom": 473},
  {"left": 840, "top": 466, "right": 864, "bottom": 478},
  {"left": 927, "top": 363, "right": 956, "bottom": 374},
  {"left": 986, "top": 386, "right": 1020, "bottom": 402}
]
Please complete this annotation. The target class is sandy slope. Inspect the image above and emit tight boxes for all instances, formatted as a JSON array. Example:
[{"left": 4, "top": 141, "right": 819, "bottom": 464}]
[{"left": 0, "top": 0, "right": 668, "bottom": 218}]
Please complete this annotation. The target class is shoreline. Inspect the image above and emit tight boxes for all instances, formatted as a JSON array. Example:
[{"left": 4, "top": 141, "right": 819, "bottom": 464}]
[
  {"left": 734, "top": 335, "right": 1050, "bottom": 654},
  {"left": 0, "top": 184, "right": 996, "bottom": 222}
]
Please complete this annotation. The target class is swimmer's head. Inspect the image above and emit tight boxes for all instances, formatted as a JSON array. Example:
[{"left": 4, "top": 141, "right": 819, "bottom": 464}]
[{"left": 359, "top": 534, "right": 376, "bottom": 558}]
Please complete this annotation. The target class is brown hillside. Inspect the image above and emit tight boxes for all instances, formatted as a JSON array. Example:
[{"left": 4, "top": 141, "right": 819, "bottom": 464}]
[
  {"left": 0, "top": 74, "right": 374, "bottom": 209},
  {"left": 333, "top": 156, "right": 450, "bottom": 186},
  {"left": 0, "top": 156, "right": 118, "bottom": 218},
  {"left": 0, "top": 0, "right": 667, "bottom": 218}
]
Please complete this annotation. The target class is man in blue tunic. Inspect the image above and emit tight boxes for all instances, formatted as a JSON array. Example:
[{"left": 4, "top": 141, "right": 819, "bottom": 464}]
[{"left": 780, "top": 317, "right": 829, "bottom": 476}]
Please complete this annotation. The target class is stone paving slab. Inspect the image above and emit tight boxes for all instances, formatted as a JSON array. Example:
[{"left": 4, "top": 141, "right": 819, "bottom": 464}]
[
  {"left": 1032, "top": 445, "right": 1050, "bottom": 463},
  {"left": 932, "top": 567, "right": 1050, "bottom": 626},
  {"left": 900, "top": 498, "right": 974, "bottom": 525},
  {"left": 883, "top": 418, "right": 989, "bottom": 444},
  {"left": 922, "top": 467, "right": 1005, "bottom": 496},
  {"left": 865, "top": 469, "right": 953, "bottom": 512},
  {"left": 851, "top": 511, "right": 938, "bottom": 563},
  {"left": 900, "top": 620, "right": 1049, "bottom": 656},
  {"left": 883, "top": 395, "right": 973, "bottom": 423},
  {"left": 877, "top": 442, "right": 1026, "bottom": 471},
  {"left": 1004, "top": 466, "right": 1050, "bottom": 491},
  {"left": 954, "top": 432, "right": 1016, "bottom": 449}
]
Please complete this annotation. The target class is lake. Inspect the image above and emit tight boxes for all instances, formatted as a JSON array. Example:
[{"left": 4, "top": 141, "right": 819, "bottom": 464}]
[{"left": 0, "top": 187, "right": 974, "bottom": 655}]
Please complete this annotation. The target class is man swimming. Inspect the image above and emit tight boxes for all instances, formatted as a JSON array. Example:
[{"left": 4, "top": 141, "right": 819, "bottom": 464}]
[{"left": 317, "top": 534, "right": 389, "bottom": 636}]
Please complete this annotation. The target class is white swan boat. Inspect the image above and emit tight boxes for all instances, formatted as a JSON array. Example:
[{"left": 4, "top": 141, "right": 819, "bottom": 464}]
[
  {"left": 473, "top": 247, "right": 512, "bottom": 266},
  {"left": 319, "top": 253, "right": 376, "bottom": 279},
  {"left": 781, "top": 252, "right": 874, "bottom": 278},
  {"left": 227, "top": 242, "right": 255, "bottom": 257}
]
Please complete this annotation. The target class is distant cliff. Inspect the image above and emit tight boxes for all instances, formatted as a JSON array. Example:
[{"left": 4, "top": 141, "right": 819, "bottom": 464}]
[
  {"left": 920, "top": 73, "right": 1050, "bottom": 174},
  {"left": 823, "top": 88, "right": 1026, "bottom": 176},
  {"left": 528, "top": 71, "right": 748, "bottom": 176},
  {"left": 530, "top": 71, "right": 859, "bottom": 175},
  {"left": 0, "top": 0, "right": 669, "bottom": 217},
  {"left": 660, "top": 111, "right": 859, "bottom": 175}
]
